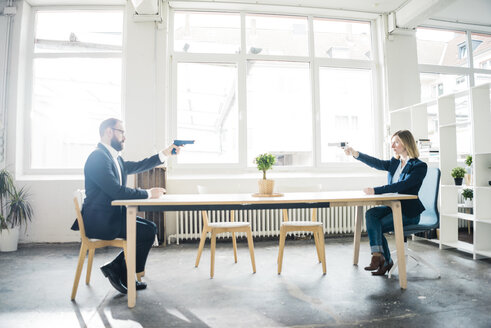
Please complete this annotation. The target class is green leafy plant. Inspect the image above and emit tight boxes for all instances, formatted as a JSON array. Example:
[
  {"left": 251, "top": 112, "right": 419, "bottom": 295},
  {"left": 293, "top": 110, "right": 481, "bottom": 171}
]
[
  {"left": 462, "top": 188, "right": 473, "bottom": 200},
  {"left": 451, "top": 167, "right": 466, "bottom": 179},
  {"left": 0, "top": 169, "right": 33, "bottom": 232},
  {"left": 465, "top": 155, "right": 472, "bottom": 167},
  {"left": 255, "top": 153, "right": 276, "bottom": 180}
]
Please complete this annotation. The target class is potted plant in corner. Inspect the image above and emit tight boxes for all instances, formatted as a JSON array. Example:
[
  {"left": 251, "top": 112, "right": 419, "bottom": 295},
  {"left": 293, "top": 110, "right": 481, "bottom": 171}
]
[
  {"left": 255, "top": 153, "right": 276, "bottom": 195},
  {"left": 451, "top": 167, "right": 466, "bottom": 186},
  {"left": 462, "top": 188, "right": 473, "bottom": 207},
  {"left": 465, "top": 155, "right": 472, "bottom": 186},
  {"left": 0, "top": 169, "right": 34, "bottom": 252}
]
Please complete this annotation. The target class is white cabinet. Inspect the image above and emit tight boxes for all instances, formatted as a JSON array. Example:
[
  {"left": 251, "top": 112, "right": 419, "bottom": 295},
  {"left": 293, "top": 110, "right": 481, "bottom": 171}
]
[{"left": 390, "top": 83, "right": 491, "bottom": 259}]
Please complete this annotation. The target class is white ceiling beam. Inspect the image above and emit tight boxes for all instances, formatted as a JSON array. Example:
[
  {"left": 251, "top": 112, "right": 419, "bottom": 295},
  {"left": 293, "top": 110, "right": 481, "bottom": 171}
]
[
  {"left": 130, "top": 0, "right": 159, "bottom": 14},
  {"left": 388, "top": 0, "right": 455, "bottom": 34}
]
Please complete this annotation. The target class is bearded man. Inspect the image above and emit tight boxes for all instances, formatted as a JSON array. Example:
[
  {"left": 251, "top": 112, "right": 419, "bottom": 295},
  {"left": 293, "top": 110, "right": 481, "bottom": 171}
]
[{"left": 71, "top": 118, "right": 180, "bottom": 294}]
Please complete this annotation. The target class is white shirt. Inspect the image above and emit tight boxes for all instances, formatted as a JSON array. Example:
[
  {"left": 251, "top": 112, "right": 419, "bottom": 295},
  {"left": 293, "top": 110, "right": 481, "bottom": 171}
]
[
  {"left": 392, "top": 161, "right": 403, "bottom": 184},
  {"left": 101, "top": 142, "right": 167, "bottom": 199}
]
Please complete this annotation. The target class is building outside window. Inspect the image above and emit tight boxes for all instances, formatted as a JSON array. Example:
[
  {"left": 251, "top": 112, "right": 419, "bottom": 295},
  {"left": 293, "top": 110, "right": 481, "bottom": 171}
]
[{"left": 171, "top": 11, "right": 377, "bottom": 167}]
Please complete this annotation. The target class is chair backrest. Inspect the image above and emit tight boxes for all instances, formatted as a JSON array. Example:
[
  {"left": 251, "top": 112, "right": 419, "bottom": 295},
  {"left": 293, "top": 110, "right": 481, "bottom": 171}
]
[
  {"left": 73, "top": 189, "right": 88, "bottom": 239},
  {"left": 416, "top": 167, "right": 440, "bottom": 229}
]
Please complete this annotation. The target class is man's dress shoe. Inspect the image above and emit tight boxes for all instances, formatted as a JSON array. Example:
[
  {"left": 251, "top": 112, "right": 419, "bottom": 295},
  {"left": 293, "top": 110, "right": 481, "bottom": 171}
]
[
  {"left": 100, "top": 262, "right": 127, "bottom": 294},
  {"left": 121, "top": 277, "right": 147, "bottom": 291}
]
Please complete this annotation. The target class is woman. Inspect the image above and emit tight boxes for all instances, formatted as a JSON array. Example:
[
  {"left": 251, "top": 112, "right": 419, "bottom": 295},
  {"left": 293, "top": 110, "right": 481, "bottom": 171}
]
[{"left": 344, "top": 130, "right": 427, "bottom": 276}]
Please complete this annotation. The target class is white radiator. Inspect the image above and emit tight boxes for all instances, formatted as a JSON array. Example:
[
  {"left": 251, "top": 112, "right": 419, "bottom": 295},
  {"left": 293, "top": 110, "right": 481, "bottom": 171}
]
[{"left": 171, "top": 206, "right": 370, "bottom": 244}]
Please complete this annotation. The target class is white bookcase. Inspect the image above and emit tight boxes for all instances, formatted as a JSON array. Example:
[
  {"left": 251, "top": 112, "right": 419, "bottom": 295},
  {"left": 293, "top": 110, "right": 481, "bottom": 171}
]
[{"left": 390, "top": 83, "right": 491, "bottom": 260}]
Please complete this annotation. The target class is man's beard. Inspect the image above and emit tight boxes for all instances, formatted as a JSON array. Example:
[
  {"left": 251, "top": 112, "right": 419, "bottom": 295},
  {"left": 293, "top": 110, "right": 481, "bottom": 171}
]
[{"left": 110, "top": 136, "right": 124, "bottom": 151}]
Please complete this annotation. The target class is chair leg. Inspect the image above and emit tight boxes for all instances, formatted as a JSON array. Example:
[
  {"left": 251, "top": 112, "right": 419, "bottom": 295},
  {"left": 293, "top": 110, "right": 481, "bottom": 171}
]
[
  {"left": 313, "top": 229, "right": 322, "bottom": 263},
  {"left": 210, "top": 230, "right": 217, "bottom": 278},
  {"left": 232, "top": 232, "right": 238, "bottom": 263},
  {"left": 408, "top": 249, "right": 441, "bottom": 278},
  {"left": 317, "top": 228, "right": 327, "bottom": 275},
  {"left": 195, "top": 229, "right": 208, "bottom": 267},
  {"left": 246, "top": 228, "right": 256, "bottom": 273},
  {"left": 86, "top": 248, "right": 95, "bottom": 285},
  {"left": 277, "top": 227, "right": 287, "bottom": 274},
  {"left": 389, "top": 242, "right": 408, "bottom": 279},
  {"left": 136, "top": 271, "right": 145, "bottom": 282},
  {"left": 71, "top": 244, "right": 87, "bottom": 301}
]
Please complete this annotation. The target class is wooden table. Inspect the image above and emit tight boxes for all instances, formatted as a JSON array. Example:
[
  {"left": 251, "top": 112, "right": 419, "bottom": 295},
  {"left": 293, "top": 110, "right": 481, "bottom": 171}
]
[{"left": 113, "top": 191, "right": 417, "bottom": 308}]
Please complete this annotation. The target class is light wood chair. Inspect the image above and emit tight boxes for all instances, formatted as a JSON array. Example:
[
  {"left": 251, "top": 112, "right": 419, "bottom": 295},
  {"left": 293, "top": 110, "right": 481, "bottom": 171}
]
[
  {"left": 194, "top": 186, "right": 256, "bottom": 278},
  {"left": 277, "top": 184, "right": 327, "bottom": 275},
  {"left": 71, "top": 190, "right": 143, "bottom": 300}
]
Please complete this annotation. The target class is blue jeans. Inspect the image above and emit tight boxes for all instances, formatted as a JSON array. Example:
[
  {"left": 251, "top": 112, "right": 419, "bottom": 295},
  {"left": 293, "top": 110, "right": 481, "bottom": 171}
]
[{"left": 365, "top": 206, "right": 420, "bottom": 264}]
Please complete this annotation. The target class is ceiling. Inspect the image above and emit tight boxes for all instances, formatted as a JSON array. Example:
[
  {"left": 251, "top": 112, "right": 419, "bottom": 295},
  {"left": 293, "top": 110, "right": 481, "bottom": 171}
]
[{"left": 20, "top": 0, "right": 491, "bottom": 27}]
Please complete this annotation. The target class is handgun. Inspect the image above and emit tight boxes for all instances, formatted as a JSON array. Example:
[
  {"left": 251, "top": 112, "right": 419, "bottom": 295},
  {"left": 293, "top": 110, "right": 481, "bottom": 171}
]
[
  {"left": 172, "top": 139, "right": 195, "bottom": 154},
  {"left": 328, "top": 142, "right": 348, "bottom": 149}
]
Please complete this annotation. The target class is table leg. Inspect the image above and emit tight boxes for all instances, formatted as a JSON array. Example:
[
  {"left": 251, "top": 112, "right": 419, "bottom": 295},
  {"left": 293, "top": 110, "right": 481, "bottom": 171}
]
[
  {"left": 353, "top": 206, "right": 363, "bottom": 265},
  {"left": 126, "top": 206, "right": 137, "bottom": 308},
  {"left": 389, "top": 201, "right": 407, "bottom": 289}
]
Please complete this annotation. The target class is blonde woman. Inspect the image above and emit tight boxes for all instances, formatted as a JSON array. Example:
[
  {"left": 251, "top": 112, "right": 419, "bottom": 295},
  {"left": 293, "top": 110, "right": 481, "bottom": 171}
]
[{"left": 344, "top": 130, "right": 427, "bottom": 276}]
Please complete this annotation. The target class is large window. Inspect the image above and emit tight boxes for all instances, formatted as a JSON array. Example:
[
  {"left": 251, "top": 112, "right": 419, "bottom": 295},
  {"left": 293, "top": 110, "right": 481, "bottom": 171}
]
[
  {"left": 417, "top": 27, "right": 491, "bottom": 102},
  {"left": 29, "top": 10, "right": 123, "bottom": 170},
  {"left": 171, "top": 11, "right": 376, "bottom": 167}
]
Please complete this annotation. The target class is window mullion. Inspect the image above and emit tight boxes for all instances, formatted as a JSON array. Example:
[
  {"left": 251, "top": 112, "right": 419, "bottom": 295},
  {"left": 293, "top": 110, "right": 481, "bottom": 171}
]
[
  {"left": 467, "top": 31, "right": 476, "bottom": 86},
  {"left": 239, "top": 11, "right": 247, "bottom": 168},
  {"left": 308, "top": 15, "right": 320, "bottom": 168}
]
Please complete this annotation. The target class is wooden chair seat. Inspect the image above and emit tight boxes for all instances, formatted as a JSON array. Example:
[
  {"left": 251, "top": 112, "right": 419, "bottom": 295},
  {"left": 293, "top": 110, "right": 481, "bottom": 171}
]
[
  {"left": 281, "top": 221, "right": 322, "bottom": 227},
  {"left": 208, "top": 222, "right": 250, "bottom": 228}
]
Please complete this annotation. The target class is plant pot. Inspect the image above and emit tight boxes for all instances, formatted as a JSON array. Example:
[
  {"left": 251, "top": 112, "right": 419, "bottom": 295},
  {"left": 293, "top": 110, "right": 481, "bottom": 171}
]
[
  {"left": 454, "top": 178, "right": 463, "bottom": 185},
  {"left": 464, "top": 198, "right": 473, "bottom": 207},
  {"left": 258, "top": 179, "right": 274, "bottom": 195},
  {"left": 0, "top": 226, "right": 20, "bottom": 252}
]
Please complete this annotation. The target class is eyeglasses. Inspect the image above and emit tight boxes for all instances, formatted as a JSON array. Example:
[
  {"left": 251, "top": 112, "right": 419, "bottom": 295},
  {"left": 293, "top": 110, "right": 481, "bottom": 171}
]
[{"left": 112, "top": 128, "right": 125, "bottom": 136}]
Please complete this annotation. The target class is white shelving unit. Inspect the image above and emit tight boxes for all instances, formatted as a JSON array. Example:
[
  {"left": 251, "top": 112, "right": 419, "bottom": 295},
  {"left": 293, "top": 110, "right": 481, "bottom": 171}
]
[{"left": 390, "top": 83, "right": 491, "bottom": 260}]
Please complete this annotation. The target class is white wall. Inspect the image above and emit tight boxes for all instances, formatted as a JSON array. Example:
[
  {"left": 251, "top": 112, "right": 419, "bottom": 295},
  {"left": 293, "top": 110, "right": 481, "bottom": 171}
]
[{"left": 4, "top": 1, "right": 482, "bottom": 243}]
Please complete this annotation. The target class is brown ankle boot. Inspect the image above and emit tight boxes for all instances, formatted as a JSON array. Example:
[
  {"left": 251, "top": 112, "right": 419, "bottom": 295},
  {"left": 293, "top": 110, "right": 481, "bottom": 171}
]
[
  {"left": 372, "top": 261, "right": 394, "bottom": 276},
  {"left": 364, "top": 255, "right": 385, "bottom": 271}
]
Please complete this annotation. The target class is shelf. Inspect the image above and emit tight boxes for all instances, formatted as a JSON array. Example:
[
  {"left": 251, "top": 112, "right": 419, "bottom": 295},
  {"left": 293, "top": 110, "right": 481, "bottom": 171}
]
[
  {"left": 475, "top": 219, "right": 491, "bottom": 224},
  {"left": 441, "top": 184, "right": 462, "bottom": 188},
  {"left": 457, "top": 204, "right": 473, "bottom": 209},
  {"left": 442, "top": 213, "right": 475, "bottom": 221},
  {"left": 440, "top": 240, "right": 474, "bottom": 253},
  {"left": 439, "top": 120, "right": 471, "bottom": 128}
]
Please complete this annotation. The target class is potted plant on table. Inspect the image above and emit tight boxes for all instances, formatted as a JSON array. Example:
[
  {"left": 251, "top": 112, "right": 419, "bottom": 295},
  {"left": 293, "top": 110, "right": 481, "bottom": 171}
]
[
  {"left": 451, "top": 167, "right": 466, "bottom": 186},
  {"left": 0, "top": 169, "right": 34, "bottom": 252},
  {"left": 255, "top": 153, "right": 276, "bottom": 195},
  {"left": 462, "top": 188, "right": 473, "bottom": 207},
  {"left": 465, "top": 155, "right": 472, "bottom": 186}
]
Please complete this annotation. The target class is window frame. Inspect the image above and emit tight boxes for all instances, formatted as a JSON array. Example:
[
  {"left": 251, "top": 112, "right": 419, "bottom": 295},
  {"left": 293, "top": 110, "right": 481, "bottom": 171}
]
[
  {"left": 168, "top": 9, "right": 382, "bottom": 171},
  {"left": 24, "top": 6, "right": 125, "bottom": 175},
  {"left": 417, "top": 25, "right": 491, "bottom": 97}
]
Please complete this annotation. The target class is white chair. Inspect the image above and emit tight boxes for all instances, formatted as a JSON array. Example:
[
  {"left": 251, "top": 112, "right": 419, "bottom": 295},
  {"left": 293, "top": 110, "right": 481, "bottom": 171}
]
[
  {"left": 276, "top": 184, "right": 327, "bottom": 275},
  {"left": 194, "top": 185, "right": 256, "bottom": 278}
]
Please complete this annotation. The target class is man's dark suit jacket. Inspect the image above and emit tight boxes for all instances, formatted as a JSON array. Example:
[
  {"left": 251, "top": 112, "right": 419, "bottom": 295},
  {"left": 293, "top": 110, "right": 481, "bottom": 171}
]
[
  {"left": 71, "top": 143, "right": 163, "bottom": 239},
  {"left": 357, "top": 152, "right": 427, "bottom": 218}
]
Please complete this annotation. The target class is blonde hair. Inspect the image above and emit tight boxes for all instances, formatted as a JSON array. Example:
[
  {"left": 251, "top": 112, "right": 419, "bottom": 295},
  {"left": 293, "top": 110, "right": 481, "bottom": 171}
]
[{"left": 392, "top": 130, "right": 419, "bottom": 159}]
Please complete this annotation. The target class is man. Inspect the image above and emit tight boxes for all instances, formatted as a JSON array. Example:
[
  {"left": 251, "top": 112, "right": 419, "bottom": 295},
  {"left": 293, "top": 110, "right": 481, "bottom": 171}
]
[{"left": 72, "top": 118, "right": 180, "bottom": 294}]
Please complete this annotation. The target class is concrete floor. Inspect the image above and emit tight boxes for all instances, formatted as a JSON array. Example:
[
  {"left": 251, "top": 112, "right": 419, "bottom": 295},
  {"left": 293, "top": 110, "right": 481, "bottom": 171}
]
[{"left": 0, "top": 235, "right": 490, "bottom": 328}]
